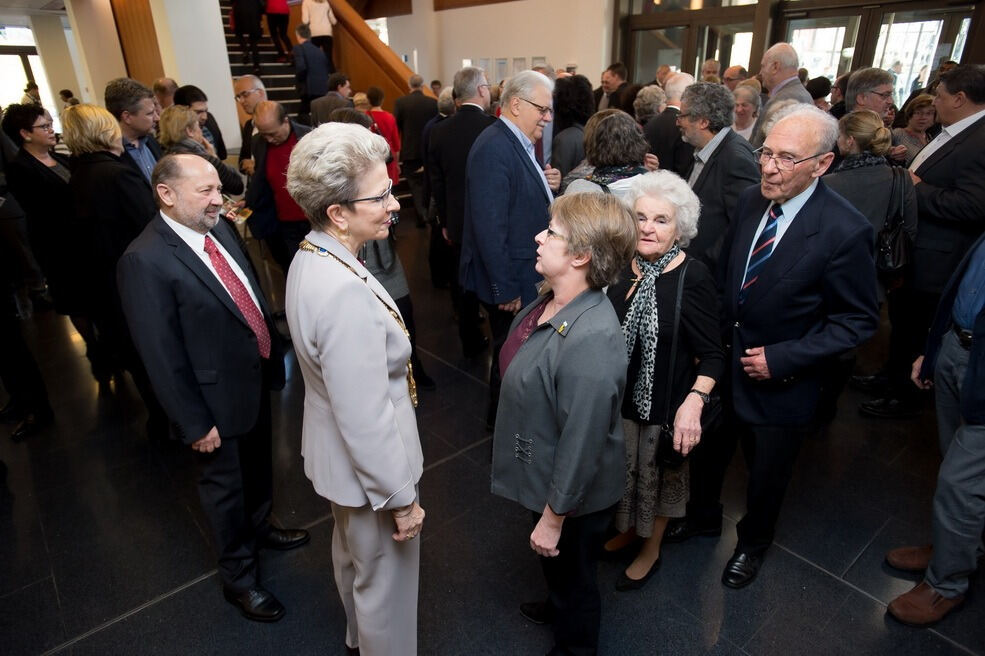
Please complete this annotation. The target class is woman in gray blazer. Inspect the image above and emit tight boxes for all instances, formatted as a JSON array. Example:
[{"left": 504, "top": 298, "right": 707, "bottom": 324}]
[
  {"left": 491, "top": 192, "right": 638, "bottom": 655},
  {"left": 284, "top": 123, "right": 425, "bottom": 656}
]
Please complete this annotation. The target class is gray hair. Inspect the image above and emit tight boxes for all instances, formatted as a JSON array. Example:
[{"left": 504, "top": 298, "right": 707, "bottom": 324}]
[
  {"left": 501, "top": 70, "right": 554, "bottom": 108},
  {"left": 760, "top": 99, "right": 801, "bottom": 138},
  {"left": 633, "top": 85, "right": 666, "bottom": 124},
  {"left": 627, "top": 171, "right": 701, "bottom": 248},
  {"left": 453, "top": 66, "right": 487, "bottom": 102},
  {"left": 286, "top": 123, "right": 391, "bottom": 230},
  {"left": 408, "top": 74, "right": 424, "bottom": 89},
  {"left": 681, "top": 82, "right": 734, "bottom": 133},
  {"left": 772, "top": 104, "right": 840, "bottom": 153},
  {"left": 235, "top": 74, "right": 266, "bottom": 91},
  {"left": 764, "top": 43, "right": 799, "bottom": 71},
  {"left": 104, "top": 77, "right": 153, "bottom": 119},
  {"left": 437, "top": 86, "right": 455, "bottom": 115},
  {"left": 532, "top": 63, "right": 556, "bottom": 81},
  {"left": 662, "top": 72, "right": 694, "bottom": 102},
  {"left": 845, "top": 67, "right": 894, "bottom": 111},
  {"left": 733, "top": 85, "right": 762, "bottom": 117}
]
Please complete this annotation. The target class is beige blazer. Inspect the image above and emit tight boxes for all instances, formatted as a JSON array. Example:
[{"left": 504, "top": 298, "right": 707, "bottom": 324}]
[{"left": 286, "top": 230, "right": 423, "bottom": 510}]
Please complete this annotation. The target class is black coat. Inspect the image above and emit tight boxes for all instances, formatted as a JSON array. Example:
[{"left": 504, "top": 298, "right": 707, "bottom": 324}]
[
  {"left": 0, "top": 133, "right": 25, "bottom": 220},
  {"left": 118, "top": 215, "right": 284, "bottom": 444},
  {"left": 6, "top": 149, "right": 87, "bottom": 313},
  {"left": 231, "top": 0, "right": 263, "bottom": 36},
  {"left": 911, "top": 114, "right": 985, "bottom": 294},
  {"left": 593, "top": 81, "right": 628, "bottom": 112},
  {"left": 427, "top": 104, "right": 495, "bottom": 244},
  {"left": 239, "top": 118, "right": 255, "bottom": 171},
  {"left": 644, "top": 107, "right": 694, "bottom": 177},
  {"left": 244, "top": 120, "right": 312, "bottom": 239},
  {"left": 203, "top": 112, "right": 227, "bottom": 162},
  {"left": 394, "top": 90, "right": 438, "bottom": 163},
  {"left": 687, "top": 129, "right": 760, "bottom": 270}
]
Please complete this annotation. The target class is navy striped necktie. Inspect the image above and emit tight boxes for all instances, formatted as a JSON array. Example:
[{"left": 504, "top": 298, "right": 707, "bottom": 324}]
[{"left": 739, "top": 204, "right": 782, "bottom": 305}]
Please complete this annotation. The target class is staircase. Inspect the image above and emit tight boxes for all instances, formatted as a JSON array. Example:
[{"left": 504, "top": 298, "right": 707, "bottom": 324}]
[{"left": 218, "top": 0, "right": 302, "bottom": 117}]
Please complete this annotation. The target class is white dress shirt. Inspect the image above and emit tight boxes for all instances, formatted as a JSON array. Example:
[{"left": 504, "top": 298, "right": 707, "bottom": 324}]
[
  {"left": 909, "top": 107, "right": 985, "bottom": 172},
  {"left": 742, "top": 179, "right": 819, "bottom": 278}
]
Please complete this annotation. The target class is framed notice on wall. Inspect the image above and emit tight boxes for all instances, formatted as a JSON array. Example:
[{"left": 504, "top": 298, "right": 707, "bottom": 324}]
[
  {"left": 495, "top": 58, "right": 508, "bottom": 83},
  {"left": 513, "top": 57, "right": 527, "bottom": 74}
]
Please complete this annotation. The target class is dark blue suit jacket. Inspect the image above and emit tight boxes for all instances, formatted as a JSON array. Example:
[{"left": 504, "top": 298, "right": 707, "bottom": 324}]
[
  {"left": 461, "top": 119, "right": 552, "bottom": 306},
  {"left": 920, "top": 231, "right": 985, "bottom": 424},
  {"left": 723, "top": 180, "right": 879, "bottom": 425}
]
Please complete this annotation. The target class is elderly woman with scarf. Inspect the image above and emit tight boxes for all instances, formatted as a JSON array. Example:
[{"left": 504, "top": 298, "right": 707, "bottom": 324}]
[{"left": 601, "top": 170, "right": 724, "bottom": 591}]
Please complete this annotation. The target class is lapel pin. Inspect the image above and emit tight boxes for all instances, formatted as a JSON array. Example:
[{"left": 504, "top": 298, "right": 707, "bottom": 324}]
[{"left": 558, "top": 321, "right": 568, "bottom": 334}]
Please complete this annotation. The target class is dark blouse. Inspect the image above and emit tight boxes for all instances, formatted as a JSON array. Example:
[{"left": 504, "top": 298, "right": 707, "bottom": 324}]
[{"left": 606, "top": 257, "right": 724, "bottom": 425}]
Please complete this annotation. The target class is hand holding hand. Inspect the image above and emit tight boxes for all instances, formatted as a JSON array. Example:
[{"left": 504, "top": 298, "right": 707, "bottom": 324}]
[
  {"left": 740, "top": 347, "right": 771, "bottom": 380},
  {"left": 544, "top": 165, "right": 561, "bottom": 192},
  {"left": 530, "top": 505, "right": 563, "bottom": 557},
  {"left": 391, "top": 502, "right": 425, "bottom": 542},
  {"left": 674, "top": 395, "right": 703, "bottom": 455},
  {"left": 191, "top": 426, "right": 221, "bottom": 453}
]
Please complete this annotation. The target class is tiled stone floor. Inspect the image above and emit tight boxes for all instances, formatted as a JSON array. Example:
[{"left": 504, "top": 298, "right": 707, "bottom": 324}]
[{"left": 1, "top": 218, "right": 982, "bottom": 655}]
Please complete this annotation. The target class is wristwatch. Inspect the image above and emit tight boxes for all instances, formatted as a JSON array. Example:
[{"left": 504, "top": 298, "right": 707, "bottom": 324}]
[{"left": 689, "top": 389, "right": 711, "bottom": 404}]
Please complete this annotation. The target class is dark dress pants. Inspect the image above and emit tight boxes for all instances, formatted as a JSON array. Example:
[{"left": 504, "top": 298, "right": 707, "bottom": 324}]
[
  {"left": 535, "top": 506, "right": 613, "bottom": 656},
  {"left": 482, "top": 302, "right": 516, "bottom": 425},
  {"left": 0, "top": 303, "right": 50, "bottom": 417},
  {"left": 195, "top": 392, "right": 274, "bottom": 591},
  {"left": 265, "top": 219, "right": 311, "bottom": 276},
  {"left": 236, "top": 31, "right": 261, "bottom": 68},
  {"left": 885, "top": 285, "right": 940, "bottom": 396},
  {"left": 265, "top": 13, "right": 291, "bottom": 55},
  {"left": 309, "top": 35, "right": 335, "bottom": 71},
  {"left": 402, "top": 160, "right": 427, "bottom": 225}
]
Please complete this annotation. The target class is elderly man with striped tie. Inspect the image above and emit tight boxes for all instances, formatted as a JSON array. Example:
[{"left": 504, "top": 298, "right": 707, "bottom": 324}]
[
  {"left": 696, "top": 105, "right": 879, "bottom": 588},
  {"left": 117, "top": 154, "right": 309, "bottom": 622}
]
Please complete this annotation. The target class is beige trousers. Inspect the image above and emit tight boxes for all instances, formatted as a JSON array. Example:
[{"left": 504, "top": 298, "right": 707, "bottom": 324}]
[{"left": 330, "top": 502, "right": 420, "bottom": 655}]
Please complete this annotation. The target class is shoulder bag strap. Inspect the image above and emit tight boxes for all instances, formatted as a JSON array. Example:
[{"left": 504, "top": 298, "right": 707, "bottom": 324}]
[{"left": 661, "top": 258, "right": 691, "bottom": 427}]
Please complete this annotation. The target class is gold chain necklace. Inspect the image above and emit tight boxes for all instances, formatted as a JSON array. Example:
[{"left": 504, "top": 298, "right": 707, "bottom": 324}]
[{"left": 298, "top": 239, "right": 418, "bottom": 407}]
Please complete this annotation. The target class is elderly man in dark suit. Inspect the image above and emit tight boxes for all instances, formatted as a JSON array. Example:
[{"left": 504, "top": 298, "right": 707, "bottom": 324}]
[
  {"left": 428, "top": 67, "right": 495, "bottom": 357},
  {"left": 394, "top": 74, "right": 438, "bottom": 227},
  {"left": 861, "top": 65, "right": 985, "bottom": 419},
  {"left": 118, "top": 154, "right": 308, "bottom": 622},
  {"left": 678, "top": 82, "right": 760, "bottom": 269},
  {"left": 643, "top": 72, "right": 695, "bottom": 176},
  {"left": 244, "top": 101, "right": 312, "bottom": 275},
  {"left": 673, "top": 106, "right": 879, "bottom": 587},
  {"left": 104, "top": 77, "right": 162, "bottom": 182},
  {"left": 462, "top": 69, "right": 561, "bottom": 426},
  {"left": 749, "top": 43, "right": 813, "bottom": 147}
]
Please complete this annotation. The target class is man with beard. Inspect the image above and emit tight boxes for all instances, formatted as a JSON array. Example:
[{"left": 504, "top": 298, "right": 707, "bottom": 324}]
[{"left": 117, "top": 154, "right": 308, "bottom": 622}]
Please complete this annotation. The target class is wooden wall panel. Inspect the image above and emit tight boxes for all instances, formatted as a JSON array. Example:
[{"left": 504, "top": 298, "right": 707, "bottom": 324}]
[
  {"left": 110, "top": 0, "right": 164, "bottom": 86},
  {"left": 434, "top": 0, "right": 516, "bottom": 10}
]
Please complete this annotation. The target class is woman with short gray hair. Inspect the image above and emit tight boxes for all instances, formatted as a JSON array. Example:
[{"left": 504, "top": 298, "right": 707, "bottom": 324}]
[
  {"left": 602, "top": 170, "right": 724, "bottom": 592},
  {"left": 633, "top": 85, "right": 667, "bottom": 126},
  {"left": 732, "top": 85, "right": 761, "bottom": 141},
  {"left": 285, "top": 122, "right": 426, "bottom": 655}
]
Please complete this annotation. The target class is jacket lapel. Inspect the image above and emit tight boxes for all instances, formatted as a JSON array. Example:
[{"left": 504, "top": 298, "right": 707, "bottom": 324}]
[
  {"left": 915, "top": 115, "right": 985, "bottom": 177},
  {"left": 729, "top": 195, "right": 770, "bottom": 315},
  {"left": 498, "top": 121, "right": 552, "bottom": 204}
]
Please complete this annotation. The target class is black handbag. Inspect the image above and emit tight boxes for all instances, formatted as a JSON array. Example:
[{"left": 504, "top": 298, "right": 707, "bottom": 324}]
[
  {"left": 656, "top": 259, "right": 722, "bottom": 469},
  {"left": 876, "top": 167, "right": 911, "bottom": 274}
]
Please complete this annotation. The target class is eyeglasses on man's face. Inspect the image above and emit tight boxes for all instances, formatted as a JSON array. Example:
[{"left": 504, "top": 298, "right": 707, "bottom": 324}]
[
  {"left": 345, "top": 180, "right": 394, "bottom": 208},
  {"left": 754, "top": 147, "right": 824, "bottom": 172},
  {"left": 519, "top": 97, "right": 553, "bottom": 118},
  {"left": 868, "top": 89, "right": 894, "bottom": 100},
  {"left": 235, "top": 88, "right": 261, "bottom": 102}
]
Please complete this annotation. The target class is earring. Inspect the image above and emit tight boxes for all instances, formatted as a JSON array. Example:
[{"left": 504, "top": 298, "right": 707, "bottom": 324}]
[{"left": 25, "top": 137, "right": 32, "bottom": 143}]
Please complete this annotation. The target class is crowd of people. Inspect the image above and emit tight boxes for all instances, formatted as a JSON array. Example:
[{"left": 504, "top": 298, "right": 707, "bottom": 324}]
[{"left": 1, "top": 31, "right": 983, "bottom": 656}]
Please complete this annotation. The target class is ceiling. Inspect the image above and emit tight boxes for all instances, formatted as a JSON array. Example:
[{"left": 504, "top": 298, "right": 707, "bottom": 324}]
[{"left": 0, "top": 0, "right": 65, "bottom": 12}]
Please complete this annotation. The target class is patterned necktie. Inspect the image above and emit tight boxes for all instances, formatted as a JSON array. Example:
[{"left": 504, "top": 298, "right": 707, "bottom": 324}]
[
  {"left": 739, "top": 204, "right": 782, "bottom": 305},
  {"left": 203, "top": 235, "right": 271, "bottom": 358}
]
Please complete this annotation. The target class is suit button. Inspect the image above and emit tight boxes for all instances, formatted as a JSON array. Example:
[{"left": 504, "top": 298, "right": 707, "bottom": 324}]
[{"left": 734, "top": 321, "right": 740, "bottom": 328}]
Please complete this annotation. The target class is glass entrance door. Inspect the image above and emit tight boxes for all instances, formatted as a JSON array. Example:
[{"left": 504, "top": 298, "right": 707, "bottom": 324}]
[
  {"left": 631, "top": 26, "right": 687, "bottom": 83},
  {"left": 785, "top": 15, "right": 861, "bottom": 80}
]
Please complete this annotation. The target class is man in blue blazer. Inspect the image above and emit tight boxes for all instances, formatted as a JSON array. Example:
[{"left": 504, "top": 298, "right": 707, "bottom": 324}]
[
  {"left": 461, "top": 69, "right": 561, "bottom": 425},
  {"left": 686, "top": 106, "right": 880, "bottom": 588},
  {"left": 885, "top": 231, "right": 985, "bottom": 626}
]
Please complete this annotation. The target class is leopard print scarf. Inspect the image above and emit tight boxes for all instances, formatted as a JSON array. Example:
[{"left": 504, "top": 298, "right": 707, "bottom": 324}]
[{"left": 622, "top": 243, "right": 682, "bottom": 418}]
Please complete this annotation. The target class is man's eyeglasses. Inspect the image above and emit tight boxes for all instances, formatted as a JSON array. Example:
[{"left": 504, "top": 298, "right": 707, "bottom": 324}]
[
  {"left": 676, "top": 112, "right": 692, "bottom": 120},
  {"left": 754, "top": 147, "right": 824, "bottom": 172},
  {"left": 868, "top": 89, "right": 894, "bottom": 100},
  {"left": 520, "top": 97, "right": 553, "bottom": 118},
  {"left": 345, "top": 180, "right": 393, "bottom": 208},
  {"left": 31, "top": 122, "right": 54, "bottom": 131},
  {"left": 235, "top": 88, "right": 262, "bottom": 102}
]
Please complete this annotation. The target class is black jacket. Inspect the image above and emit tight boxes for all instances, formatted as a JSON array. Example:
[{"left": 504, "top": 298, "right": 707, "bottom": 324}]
[
  {"left": 644, "top": 107, "right": 694, "bottom": 177},
  {"left": 394, "top": 90, "right": 438, "bottom": 163},
  {"left": 244, "top": 120, "right": 312, "bottom": 239},
  {"left": 203, "top": 112, "right": 227, "bottom": 162},
  {"left": 427, "top": 104, "right": 495, "bottom": 244}
]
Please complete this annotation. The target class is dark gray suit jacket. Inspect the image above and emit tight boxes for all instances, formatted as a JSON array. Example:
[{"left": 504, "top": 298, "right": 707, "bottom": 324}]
[
  {"left": 491, "top": 288, "right": 627, "bottom": 516},
  {"left": 393, "top": 89, "right": 437, "bottom": 163},
  {"left": 750, "top": 79, "right": 814, "bottom": 147},
  {"left": 644, "top": 106, "right": 694, "bottom": 177}
]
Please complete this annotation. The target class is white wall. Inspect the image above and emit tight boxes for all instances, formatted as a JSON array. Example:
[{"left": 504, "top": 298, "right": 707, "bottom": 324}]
[
  {"left": 388, "top": 0, "right": 613, "bottom": 88},
  {"left": 149, "top": 0, "right": 240, "bottom": 151},
  {"left": 30, "top": 14, "right": 82, "bottom": 110},
  {"left": 64, "top": 0, "right": 127, "bottom": 103}
]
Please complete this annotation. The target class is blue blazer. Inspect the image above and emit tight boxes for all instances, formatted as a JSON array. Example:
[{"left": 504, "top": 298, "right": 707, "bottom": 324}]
[
  {"left": 920, "top": 231, "right": 985, "bottom": 424},
  {"left": 460, "top": 119, "right": 552, "bottom": 306},
  {"left": 722, "top": 180, "right": 879, "bottom": 425}
]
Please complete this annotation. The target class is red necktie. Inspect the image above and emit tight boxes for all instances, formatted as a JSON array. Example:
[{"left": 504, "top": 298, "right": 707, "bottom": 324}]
[{"left": 203, "top": 235, "right": 271, "bottom": 358}]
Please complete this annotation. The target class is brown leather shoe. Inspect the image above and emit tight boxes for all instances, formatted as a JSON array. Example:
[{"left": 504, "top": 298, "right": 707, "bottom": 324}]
[
  {"left": 887, "top": 581, "right": 964, "bottom": 626},
  {"left": 886, "top": 545, "right": 933, "bottom": 572}
]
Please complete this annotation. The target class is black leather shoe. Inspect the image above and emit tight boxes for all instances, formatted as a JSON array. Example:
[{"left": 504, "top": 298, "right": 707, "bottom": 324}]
[
  {"left": 859, "top": 397, "right": 921, "bottom": 419},
  {"left": 223, "top": 586, "right": 285, "bottom": 622},
  {"left": 722, "top": 552, "right": 762, "bottom": 589},
  {"left": 11, "top": 411, "right": 52, "bottom": 442},
  {"left": 519, "top": 600, "right": 554, "bottom": 625},
  {"left": 259, "top": 528, "right": 310, "bottom": 551},
  {"left": 663, "top": 517, "right": 722, "bottom": 544},
  {"left": 849, "top": 373, "right": 889, "bottom": 393},
  {"left": 615, "top": 557, "right": 661, "bottom": 591}
]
